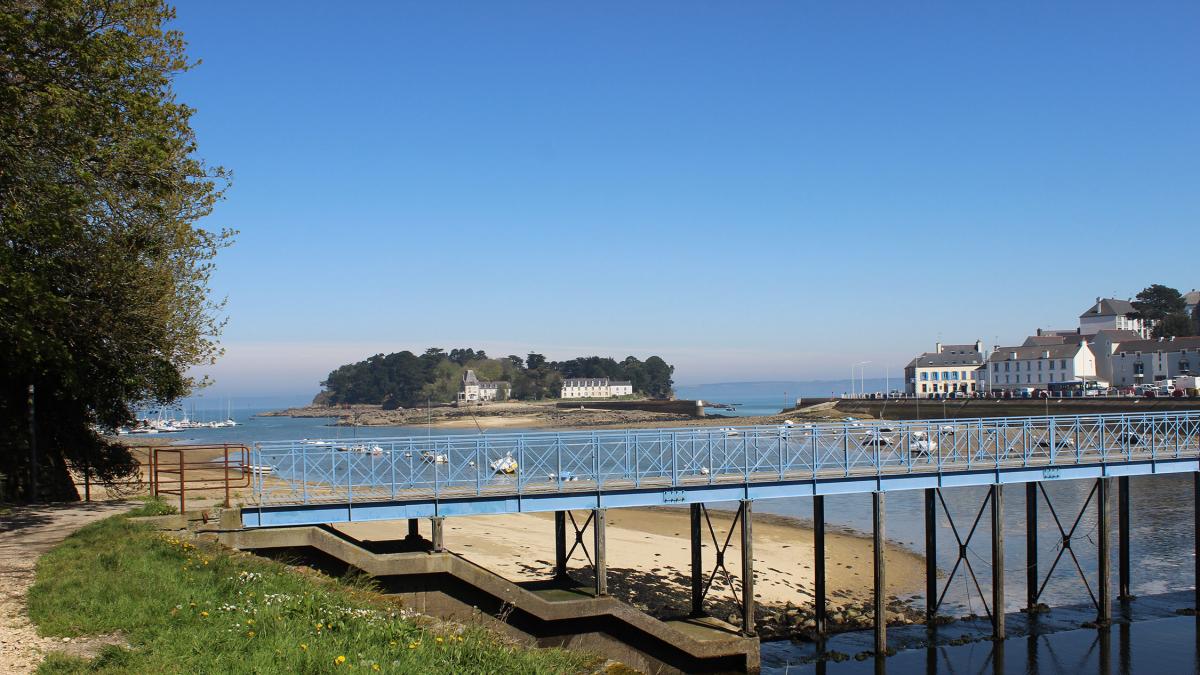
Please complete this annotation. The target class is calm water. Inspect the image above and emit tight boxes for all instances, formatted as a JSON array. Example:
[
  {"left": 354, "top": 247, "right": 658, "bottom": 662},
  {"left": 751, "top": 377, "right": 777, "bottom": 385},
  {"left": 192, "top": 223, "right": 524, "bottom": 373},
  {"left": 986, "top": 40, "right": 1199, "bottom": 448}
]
[{"left": 170, "top": 406, "right": 1200, "bottom": 673}]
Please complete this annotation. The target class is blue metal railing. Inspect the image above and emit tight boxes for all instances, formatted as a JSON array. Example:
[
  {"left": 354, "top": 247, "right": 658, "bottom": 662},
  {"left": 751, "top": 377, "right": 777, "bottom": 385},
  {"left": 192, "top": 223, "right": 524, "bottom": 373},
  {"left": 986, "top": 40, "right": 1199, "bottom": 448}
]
[{"left": 250, "top": 411, "right": 1200, "bottom": 507}]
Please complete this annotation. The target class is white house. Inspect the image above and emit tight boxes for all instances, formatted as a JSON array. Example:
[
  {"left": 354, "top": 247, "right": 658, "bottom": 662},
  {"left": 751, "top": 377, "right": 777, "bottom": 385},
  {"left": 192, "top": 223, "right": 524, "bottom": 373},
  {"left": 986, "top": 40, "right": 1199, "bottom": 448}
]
[
  {"left": 1079, "top": 298, "right": 1148, "bottom": 337},
  {"left": 983, "top": 341, "right": 1100, "bottom": 392},
  {"left": 903, "top": 341, "right": 985, "bottom": 397},
  {"left": 1109, "top": 336, "right": 1200, "bottom": 388},
  {"left": 560, "top": 378, "right": 634, "bottom": 399},
  {"left": 457, "top": 370, "right": 510, "bottom": 405}
]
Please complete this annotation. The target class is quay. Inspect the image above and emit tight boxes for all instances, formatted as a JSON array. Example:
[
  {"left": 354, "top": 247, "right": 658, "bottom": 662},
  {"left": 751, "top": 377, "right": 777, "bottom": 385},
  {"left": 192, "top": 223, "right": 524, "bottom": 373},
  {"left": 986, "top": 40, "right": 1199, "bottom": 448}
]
[{"left": 230, "top": 411, "right": 1200, "bottom": 672}]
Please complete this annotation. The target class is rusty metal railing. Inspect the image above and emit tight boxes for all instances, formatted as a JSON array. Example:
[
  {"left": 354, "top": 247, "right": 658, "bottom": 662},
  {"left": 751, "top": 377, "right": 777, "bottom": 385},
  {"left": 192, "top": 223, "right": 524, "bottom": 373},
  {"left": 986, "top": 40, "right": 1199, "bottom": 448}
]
[{"left": 150, "top": 444, "right": 251, "bottom": 512}]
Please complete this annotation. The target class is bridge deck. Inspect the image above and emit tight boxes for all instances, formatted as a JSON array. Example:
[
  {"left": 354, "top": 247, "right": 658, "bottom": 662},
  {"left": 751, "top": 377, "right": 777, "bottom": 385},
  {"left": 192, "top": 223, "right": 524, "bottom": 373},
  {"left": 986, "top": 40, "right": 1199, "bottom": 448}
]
[{"left": 244, "top": 411, "right": 1200, "bottom": 527}]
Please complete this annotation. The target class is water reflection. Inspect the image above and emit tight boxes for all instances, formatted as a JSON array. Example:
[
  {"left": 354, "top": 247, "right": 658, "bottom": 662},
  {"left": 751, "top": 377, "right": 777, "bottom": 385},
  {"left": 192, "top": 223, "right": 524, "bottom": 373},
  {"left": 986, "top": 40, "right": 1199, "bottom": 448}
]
[{"left": 776, "top": 616, "right": 1200, "bottom": 674}]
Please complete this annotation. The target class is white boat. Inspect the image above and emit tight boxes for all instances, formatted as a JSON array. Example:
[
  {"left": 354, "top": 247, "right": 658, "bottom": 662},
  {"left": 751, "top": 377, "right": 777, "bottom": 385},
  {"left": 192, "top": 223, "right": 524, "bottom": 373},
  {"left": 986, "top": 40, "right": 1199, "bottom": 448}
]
[{"left": 490, "top": 453, "right": 518, "bottom": 474}]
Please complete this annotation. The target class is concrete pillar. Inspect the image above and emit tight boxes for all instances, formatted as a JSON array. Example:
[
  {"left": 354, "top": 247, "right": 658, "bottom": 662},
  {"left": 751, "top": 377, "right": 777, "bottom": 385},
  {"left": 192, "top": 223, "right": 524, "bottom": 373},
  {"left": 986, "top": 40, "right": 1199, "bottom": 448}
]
[
  {"left": 873, "top": 491, "right": 887, "bottom": 654},
  {"left": 1098, "top": 478, "right": 1112, "bottom": 623},
  {"left": 430, "top": 516, "right": 444, "bottom": 552},
  {"left": 1194, "top": 472, "right": 1200, "bottom": 611},
  {"left": 814, "top": 495, "right": 828, "bottom": 636},
  {"left": 1026, "top": 482, "right": 1039, "bottom": 611},
  {"left": 690, "top": 503, "right": 704, "bottom": 616},
  {"left": 1118, "top": 476, "right": 1131, "bottom": 600},
  {"left": 924, "top": 488, "right": 937, "bottom": 624},
  {"left": 555, "top": 511, "right": 568, "bottom": 579},
  {"left": 593, "top": 508, "right": 607, "bottom": 597},
  {"left": 991, "top": 484, "right": 1005, "bottom": 639},
  {"left": 741, "top": 500, "right": 756, "bottom": 637}
]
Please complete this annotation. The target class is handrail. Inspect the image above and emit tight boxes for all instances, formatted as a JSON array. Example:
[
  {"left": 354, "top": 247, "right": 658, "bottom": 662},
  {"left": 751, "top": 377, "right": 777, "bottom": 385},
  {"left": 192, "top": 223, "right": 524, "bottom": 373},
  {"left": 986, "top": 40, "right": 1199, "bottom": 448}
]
[
  {"left": 250, "top": 411, "right": 1200, "bottom": 508},
  {"left": 150, "top": 444, "right": 250, "bottom": 512}
]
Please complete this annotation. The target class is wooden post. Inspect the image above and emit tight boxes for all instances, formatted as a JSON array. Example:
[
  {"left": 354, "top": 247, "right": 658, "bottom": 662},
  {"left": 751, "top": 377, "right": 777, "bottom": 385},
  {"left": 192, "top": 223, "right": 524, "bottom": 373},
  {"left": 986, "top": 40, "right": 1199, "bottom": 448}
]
[
  {"left": 555, "top": 511, "right": 568, "bottom": 579},
  {"left": 690, "top": 503, "right": 703, "bottom": 616},
  {"left": 1098, "top": 478, "right": 1111, "bottom": 623},
  {"left": 873, "top": 491, "right": 887, "bottom": 654},
  {"left": 741, "top": 500, "right": 755, "bottom": 636},
  {"left": 1118, "top": 475, "right": 1131, "bottom": 600},
  {"left": 430, "top": 516, "right": 444, "bottom": 552},
  {"left": 406, "top": 518, "right": 420, "bottom": 541},
  {"left": 924, "top": 488, "right": 937, "bottom": 624},
  {"left": 178, "top": 450, "right": 186, "bottom": 513},
  {"left": 991, "top": 484, "right": 1005, "bottom": 639},
  {"left": 1026, "top": 482, "right": 1038, "bottom": 611},
  {"left": 814, "top": 495, "right": 828, "bottom": 635},
  {"left": 222, "top": 444, "right": 231, "bottom": 508},
  {"left": 594, "top": 508, "right": 607, "bottom": 597}
]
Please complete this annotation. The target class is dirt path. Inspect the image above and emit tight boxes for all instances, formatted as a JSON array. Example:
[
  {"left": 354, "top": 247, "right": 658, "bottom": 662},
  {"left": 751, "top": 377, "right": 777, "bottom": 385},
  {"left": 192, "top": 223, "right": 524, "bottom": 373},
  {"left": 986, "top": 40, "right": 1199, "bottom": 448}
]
[{"left": 0, "top": 502, "right": 132, "bottom": 674}]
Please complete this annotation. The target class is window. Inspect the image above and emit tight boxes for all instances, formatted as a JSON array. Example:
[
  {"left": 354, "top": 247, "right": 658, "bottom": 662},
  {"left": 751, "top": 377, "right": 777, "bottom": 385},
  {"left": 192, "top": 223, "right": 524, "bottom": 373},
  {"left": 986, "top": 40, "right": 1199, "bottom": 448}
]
[
  {"left": 921, "top": 384, "right": 927, "bottom": 393},
  {"left": 993, "top": 363, "right": 1000, "bottom": 372},
  {"left": 1037, "top": 374, "right": 1042, "bottom": 383},
  {"left": 1061, "top": 359, "right": 1068, "bottom": 369},
  {"left": 1038, "top": 361, "right": 1043, "bottom": 370},
  {"left": 920, "top": 372, "right": 928, "bottom": 381},
  {"left": 1005, "top": 362, "right": 1010, "bottom": 372}
]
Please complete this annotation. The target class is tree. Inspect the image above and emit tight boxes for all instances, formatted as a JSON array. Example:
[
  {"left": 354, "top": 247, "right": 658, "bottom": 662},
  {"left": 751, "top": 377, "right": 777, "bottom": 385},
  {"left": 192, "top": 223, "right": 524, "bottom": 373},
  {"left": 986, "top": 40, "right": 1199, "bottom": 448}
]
[
  {"left": 1132, "top": 284, "right": 1187, "bottom": 337},
  {"left": 641, "top": 356, "right": 675, "bottom": 399},
  {"left": 1157, "top": 313, "right": 1195, "bottom": 338},
  {"left": 1, "top": 0, "right": 232, "bottom": 501}
]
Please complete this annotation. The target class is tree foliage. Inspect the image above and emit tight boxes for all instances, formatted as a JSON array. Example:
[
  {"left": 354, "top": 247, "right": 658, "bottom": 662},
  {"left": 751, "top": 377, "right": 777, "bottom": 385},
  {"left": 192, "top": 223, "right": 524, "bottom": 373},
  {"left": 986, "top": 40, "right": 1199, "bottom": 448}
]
[
  {"left": 319, "top": 348, "right": 675, "bottom": 406},
  {"left": 1131, "top": 284, "right": 1193, "bottom": 338},
  {"left": 0, "top": 0, "right": 232, "bottom": 501}
]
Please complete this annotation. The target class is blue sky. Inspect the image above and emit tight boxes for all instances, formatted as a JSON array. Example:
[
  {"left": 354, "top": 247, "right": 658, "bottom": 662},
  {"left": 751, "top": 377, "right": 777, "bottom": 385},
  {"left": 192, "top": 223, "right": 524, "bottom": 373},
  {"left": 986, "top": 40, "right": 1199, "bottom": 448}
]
[{"left": 172, "top": 2, "right": 1200, "bottom": 398}]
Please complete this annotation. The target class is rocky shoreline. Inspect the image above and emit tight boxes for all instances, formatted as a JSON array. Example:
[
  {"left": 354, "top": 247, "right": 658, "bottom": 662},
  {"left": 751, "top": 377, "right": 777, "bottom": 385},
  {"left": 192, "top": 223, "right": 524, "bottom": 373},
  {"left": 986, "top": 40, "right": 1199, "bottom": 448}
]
[{"left": 260, "top": 400, "right": 856, "bottom": 430}]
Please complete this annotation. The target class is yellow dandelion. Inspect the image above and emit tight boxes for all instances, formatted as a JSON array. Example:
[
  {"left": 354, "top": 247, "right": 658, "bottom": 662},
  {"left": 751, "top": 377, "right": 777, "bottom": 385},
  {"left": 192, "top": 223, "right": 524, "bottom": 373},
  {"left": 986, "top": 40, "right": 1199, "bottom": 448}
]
[
  {"left": 200, "top": 611, "right": 209, "bottom": 617},
  {"left": 300, "top": 644, "right": 308, "bottom": 651},
  {"left": 335, "top": 655, "right": 346, "bottom": 664},
  {"left": 389, "top": 641, "right": 397, "bottom": 647},
  {"left": 435, "top": 636, "right": 444, "bottom": 644},
  {"left": 246, "top": 619, "right": 255, "bottom": 625},
  {"left": 247, "top": 630, "right": 256, "bottom": 638},
  {"left": 408, "top": 643, "right": 417, "bottom": 649},
  {"left": 372, "top": 665, "right": 381, "bottom": 672}
]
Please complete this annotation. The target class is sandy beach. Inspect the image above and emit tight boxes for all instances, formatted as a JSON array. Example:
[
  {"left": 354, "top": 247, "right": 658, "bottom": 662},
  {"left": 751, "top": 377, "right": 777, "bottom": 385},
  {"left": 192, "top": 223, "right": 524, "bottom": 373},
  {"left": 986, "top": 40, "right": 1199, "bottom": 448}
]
[{"left": 336, "top": 506, "right": 924, "bottom": 636}]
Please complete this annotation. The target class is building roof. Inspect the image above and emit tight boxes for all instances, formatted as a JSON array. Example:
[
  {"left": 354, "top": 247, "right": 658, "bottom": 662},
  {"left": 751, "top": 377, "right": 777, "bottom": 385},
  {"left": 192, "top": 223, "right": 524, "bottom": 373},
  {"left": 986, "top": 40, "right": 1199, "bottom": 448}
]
[
  {"left": 461, "top": 370, "right": 480, "bottom": 385},
  {"left": 987, "top": 343, "right": 1084, "bottom": 363},
  {"left": 1080, "top": 297, "right": 1136, "bottom": 319},
  {"left": 1185, "top": 290, "right": 1200, "bottom": 307},
  {"left": 1113, "top": 336, "right": 1200, "bottom": 354},
  {"left": 1023, "top": 335, "right": 1066, "bottom": 346},
  {"left": 1091, "top": 329, "right": 1144, "bottom": 344},
  {"left": 907, "top": 351, "right": 985, "bottom": 369},
  {"left": 609, "top": 381, "right": 632, "bottom": 387},
  {"left": 562, "top": 378, "right": 611, "bottom": 387}
]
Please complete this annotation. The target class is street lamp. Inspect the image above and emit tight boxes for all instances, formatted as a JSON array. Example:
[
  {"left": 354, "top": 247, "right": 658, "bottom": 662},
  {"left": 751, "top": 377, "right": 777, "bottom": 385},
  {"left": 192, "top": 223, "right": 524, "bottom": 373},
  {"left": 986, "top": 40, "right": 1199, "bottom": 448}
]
[{"left": 857, "top": 361, "right": 871, "bottom": 399}]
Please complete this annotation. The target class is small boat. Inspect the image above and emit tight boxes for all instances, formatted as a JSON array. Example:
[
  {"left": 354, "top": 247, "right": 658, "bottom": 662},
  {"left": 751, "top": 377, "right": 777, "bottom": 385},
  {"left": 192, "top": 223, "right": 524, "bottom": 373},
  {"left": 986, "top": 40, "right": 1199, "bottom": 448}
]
[{"left": 489, "top": 453, "right": 518, "bottom": 475}]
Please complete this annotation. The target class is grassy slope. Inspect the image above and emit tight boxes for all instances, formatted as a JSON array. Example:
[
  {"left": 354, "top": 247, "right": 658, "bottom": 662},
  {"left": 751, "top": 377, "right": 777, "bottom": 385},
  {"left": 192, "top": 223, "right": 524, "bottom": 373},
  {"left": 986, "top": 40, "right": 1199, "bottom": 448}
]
[{"left": 28, "top": 507, "right": 597, "bottom": 674}]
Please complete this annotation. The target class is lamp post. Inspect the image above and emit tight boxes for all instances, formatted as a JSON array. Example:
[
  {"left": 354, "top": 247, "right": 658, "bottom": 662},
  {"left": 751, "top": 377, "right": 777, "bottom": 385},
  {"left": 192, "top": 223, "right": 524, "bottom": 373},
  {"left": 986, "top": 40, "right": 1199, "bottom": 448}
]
[{"left": 857, "top": 361, "right": 871, "bottom": 399}]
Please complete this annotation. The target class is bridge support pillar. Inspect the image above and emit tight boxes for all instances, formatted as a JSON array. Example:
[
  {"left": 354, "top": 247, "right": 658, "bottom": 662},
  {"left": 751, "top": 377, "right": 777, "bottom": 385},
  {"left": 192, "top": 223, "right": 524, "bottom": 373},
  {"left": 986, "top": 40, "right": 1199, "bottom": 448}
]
[
  {"left": 690, "top": 503, "right": 703, "bottom": 617},
  {"left": 1118, "top": 476, "right": 1132, "bottom": 601},
  {"left": 405, "top": 518, "right": 420, "bottom": 542},
  {"left": 1195, "top": 472, "right": 1200, "bottom": 611},
  {"left": 991, "top": 484, "right": 1005, "bottom": 639},
  {"left": 1098, "top": 478, "right": 1112, "bottom": 623},
  {"left": 554, "top": 511, "right": 568, "bottom": 579},
  {"left": 814, "top": 495, "right": 827, "bottom": 636},
  {"left": 593, "top": 508, "right": 607, "bottom": 597},
  {"left": 1026, "top": 482, "right": 1038, "bottom": 613},
  {"left": 924, "top": 488, "right": 936, "bottom": 626},
  {"left": 873, "top": 491, "right": 886, "bottom": 655},
  {"left": 430, "top": 517, "right": 444, "bottom": 553},
  {"left": 741, "top": 500, "right": 755, "bottom": 637}
]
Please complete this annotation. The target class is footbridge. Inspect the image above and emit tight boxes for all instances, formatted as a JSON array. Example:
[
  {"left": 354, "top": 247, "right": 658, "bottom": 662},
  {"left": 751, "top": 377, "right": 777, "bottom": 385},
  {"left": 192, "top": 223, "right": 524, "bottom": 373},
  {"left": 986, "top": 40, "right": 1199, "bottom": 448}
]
[{"left": 240, "top": 410, "right": 1200, "bottom": 661}]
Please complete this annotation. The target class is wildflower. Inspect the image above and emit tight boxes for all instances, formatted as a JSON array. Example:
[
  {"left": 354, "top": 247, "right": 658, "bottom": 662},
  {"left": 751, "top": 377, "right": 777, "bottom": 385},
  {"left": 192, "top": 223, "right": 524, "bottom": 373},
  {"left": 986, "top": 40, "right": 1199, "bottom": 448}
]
[
  {"left": 246, "top": 619, "right": 255, "bottom": 625},
  {"left": 200, "top": 611, "right": 209, "bottom": 618},
  {"left": 336, "top": 655, "right": 346, "bottom": 665},
  {"left": 372, "top": 665, "right": 381, "bottom": 672},
  {"left": 435, "top": 636, "right": 444, "bottom": 644},
  {"left": 300, "top": 644, "right": 308, "bottom": 651},
  {"left": 247, "top": 631, "right": 256, "bottom": 638}
]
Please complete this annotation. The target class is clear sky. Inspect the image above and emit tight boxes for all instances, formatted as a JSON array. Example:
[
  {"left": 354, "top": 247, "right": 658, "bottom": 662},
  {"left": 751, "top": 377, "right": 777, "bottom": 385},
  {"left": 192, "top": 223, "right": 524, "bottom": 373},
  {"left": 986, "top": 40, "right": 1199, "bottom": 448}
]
[{"left": 171, "top": 2, "right": 1200, "bottom": 398}]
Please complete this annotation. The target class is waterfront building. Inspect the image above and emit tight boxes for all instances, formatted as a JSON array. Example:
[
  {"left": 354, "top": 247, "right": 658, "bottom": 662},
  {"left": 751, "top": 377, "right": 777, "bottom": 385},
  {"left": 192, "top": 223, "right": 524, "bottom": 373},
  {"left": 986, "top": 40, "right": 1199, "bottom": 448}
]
[
  {"left": 984, "top": 341, "right": 1100, "bottom": 392},
  {"left": 903, "top": 340, "right": 985, "bottom": 397},
  {"left": 560, "top": 378, "right": 634, "bottom": 399},
  {"left": 1186, "top": 289, "right": 1199, "bottom": 319},
  {"left": 1108, "top": 336, "right": 1200, "bottom": 387},
  {"left": 456, "top": 369, "right": 510, "bottom": 405},
  {"left": 1079, "top": 297, "right": 1148, "bottom": 337}
]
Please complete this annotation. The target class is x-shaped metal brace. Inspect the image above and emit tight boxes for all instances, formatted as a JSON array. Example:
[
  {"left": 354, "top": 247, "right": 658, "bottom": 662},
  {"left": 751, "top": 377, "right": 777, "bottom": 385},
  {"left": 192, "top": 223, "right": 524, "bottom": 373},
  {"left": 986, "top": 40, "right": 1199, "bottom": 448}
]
[
  {"left": 696, "top": 503, "right": 745, "bottom": 610},
  {"left": 1032, "top": 480, "right": 1100, "bottom": 610},
  {"left": 932, "top": 487, "right": 994, "bottom": 621},
  {"left": 557, "top": 510, "right": 596, "bottom": 576}
]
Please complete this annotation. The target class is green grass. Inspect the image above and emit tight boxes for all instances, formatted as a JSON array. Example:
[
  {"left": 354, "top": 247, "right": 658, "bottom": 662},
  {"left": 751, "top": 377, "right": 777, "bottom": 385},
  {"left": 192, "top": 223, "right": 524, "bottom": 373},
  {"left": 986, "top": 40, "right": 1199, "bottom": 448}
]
[
  {"left": 125, "top": 496, "right": 177, "bottom": 517},
  {"left": 29, "top": 515, "right": 598, "bottom": 674}
]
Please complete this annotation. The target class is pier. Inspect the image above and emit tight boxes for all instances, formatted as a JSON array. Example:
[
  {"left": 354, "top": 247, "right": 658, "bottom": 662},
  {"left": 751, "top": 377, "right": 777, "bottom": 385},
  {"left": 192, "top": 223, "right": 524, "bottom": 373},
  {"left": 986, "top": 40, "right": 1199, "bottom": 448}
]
[{"left": 235, "top": 411, "right": 1200, "bottom": 671}]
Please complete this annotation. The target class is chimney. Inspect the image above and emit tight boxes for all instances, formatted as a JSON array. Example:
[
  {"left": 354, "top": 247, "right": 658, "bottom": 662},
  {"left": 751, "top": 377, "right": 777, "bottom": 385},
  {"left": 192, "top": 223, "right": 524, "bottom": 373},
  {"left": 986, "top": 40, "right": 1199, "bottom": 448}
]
[
  {"left": 935, "top": 342, "right": 943, "bottom": 354},
  {"left": 1037, "top": 328, "right": 1044, "bottom": 336}
]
